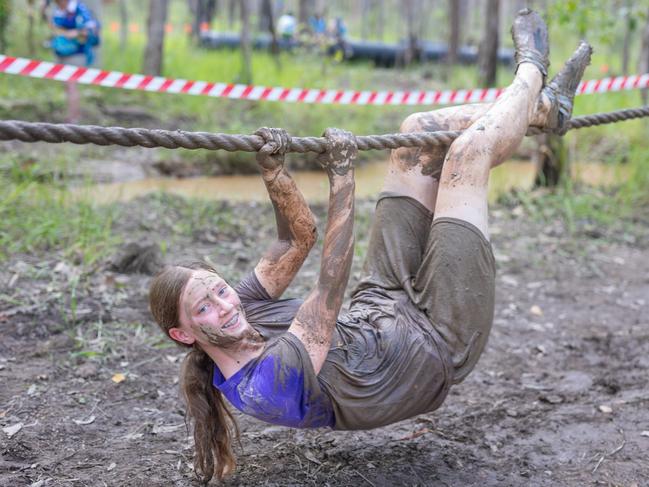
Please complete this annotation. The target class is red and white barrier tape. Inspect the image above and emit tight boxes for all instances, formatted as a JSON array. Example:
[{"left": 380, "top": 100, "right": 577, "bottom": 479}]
[{"left": 2, "top": 54, "right": 649, "bottom": 106}]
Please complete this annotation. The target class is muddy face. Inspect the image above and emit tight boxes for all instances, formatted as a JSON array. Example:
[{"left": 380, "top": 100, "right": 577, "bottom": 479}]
[{"left": 179, "top": 269, "right": 262, "bottom": 350}]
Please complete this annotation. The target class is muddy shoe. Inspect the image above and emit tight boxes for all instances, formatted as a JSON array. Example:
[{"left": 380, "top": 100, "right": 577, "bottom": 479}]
[
  {"left": 511, "top": 8, "right": 549, "bottom": 80},
  {"left": 542, "top": 41, "right": 593, "bottom": 135}
]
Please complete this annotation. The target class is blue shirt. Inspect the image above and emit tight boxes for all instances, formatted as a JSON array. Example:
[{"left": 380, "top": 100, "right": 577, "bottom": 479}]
[
  {"left": 52, "top": 0, "right": 99, "bottom": 33},
  {"left": 213, "top": 333, "right": 335, "bottom": 428}
]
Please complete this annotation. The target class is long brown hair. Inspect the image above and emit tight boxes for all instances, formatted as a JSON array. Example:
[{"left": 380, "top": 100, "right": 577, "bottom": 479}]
[{"left": 149, "top": 263, "right": 239, "bottom": 482}]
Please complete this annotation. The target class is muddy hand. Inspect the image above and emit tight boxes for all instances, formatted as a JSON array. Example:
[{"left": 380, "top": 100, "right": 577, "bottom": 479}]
[
  {"left": 317, "top": 128, "right": 357, "bottom": 177},
  {"left": 255, "top": 127, "right": 291, "bottom": 172}
]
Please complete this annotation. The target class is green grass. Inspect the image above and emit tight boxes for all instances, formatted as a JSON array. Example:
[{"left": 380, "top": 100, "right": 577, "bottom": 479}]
[
  {"left": 0, "top": 157, "right": 120, "bottom": 263},
  {"left": 499, "top": 144, "right": 649, "bottom": 235}
]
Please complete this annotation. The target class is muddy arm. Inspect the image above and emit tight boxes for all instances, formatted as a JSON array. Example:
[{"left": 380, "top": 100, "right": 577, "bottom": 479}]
[
  {"left": 288, "top": 129, "right": 356, "bottom": 374},
  {"left": 253, "top": 128, "right": 318, "bottom": 299}
]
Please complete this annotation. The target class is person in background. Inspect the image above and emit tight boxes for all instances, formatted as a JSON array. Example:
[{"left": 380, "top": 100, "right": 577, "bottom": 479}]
[
  {"left": 277, "top": 10, "right": 296, "bottom": 42},
  {"left": 308, "top": 12, "right": 327, "bottom": 43},
  {"left": 328, "top": 15, "right": 347, "bottom": 42},
  {"left": 42, "top": 0, "right": 101, "bottom": 122}
]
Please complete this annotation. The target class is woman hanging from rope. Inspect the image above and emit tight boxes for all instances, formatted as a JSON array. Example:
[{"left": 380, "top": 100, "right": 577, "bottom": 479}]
[{"left": 149, "top": 10, "right": 591, "bottom": 482}]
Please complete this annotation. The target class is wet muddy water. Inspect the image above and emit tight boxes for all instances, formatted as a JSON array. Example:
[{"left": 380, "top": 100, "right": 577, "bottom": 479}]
[{"left": 78, "top": 160, "right": 629, "bottom": 204}]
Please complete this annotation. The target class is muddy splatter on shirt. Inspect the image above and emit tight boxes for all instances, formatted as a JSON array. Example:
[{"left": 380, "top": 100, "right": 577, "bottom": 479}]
[
  {"left": 212, "top": 334, "right": 335, "bottom": 428},
  {"left": 214, "top": 271, "right": 452, "bottom": 430}
]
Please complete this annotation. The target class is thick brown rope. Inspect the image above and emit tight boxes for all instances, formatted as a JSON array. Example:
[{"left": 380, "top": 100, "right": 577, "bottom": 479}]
[{"left": 0, "top": 106, "right": 647, "bottom": 153}]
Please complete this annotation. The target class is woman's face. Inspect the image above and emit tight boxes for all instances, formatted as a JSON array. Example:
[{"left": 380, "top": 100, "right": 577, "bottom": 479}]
[{"left": 174, "top": 269, "right": 251, "bottom": 348}]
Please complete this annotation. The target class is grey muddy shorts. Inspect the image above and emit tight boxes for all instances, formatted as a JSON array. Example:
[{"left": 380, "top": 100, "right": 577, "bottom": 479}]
[{"left": 351, "top": 192, "right": 496, "bottom": 383}]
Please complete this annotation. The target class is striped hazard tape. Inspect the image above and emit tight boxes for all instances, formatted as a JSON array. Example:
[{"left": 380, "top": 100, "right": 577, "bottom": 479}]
[{"left": 2, "top": 54, "right": 649, "bottom": 106}]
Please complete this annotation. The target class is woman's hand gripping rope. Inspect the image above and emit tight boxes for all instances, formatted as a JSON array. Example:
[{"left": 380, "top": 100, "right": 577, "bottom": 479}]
[
  {"left": 254, "top": 127, "right": 290, "bottom": 175},
  {"left": 252, "top": 128, "right": 318, "bottom": 299}
]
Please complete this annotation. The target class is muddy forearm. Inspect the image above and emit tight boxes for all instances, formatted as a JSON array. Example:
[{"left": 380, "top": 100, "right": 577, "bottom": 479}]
[
  {"left": 317, "top": 172, "right": 355, "bottom": 312},
  {"left": 294, "top": 171, "right": 355, "bottom": 341},
  {"left": 255, "top": 167, "right": 317, "bottom": 296},
  {"left": 253, "top": 128, "right": 318, "bottom": 297},
  {"left": 261, "top": 167, "right": 317, "bottom": 254},
  {"left": 288, "top": 128, "right": 357, "bottom": 373}
]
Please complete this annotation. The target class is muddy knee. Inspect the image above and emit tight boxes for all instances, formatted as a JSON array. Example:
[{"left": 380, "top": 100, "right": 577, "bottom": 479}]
[{"left": 392, "top": 112, "right": 449, "bottom": 179}]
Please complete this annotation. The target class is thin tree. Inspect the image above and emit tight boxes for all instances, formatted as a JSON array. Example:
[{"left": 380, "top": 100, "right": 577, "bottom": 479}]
[
  {"left": 189, "top": 0, "right": 203, "bottom": 39},
  {"left": 190, "top": 0, "right": 218, "bottom": 39},
  {"left": 239, "top": 0, "right": 253, "bottom": 84},
  {"left": 259, "top": 0, "right": 280, "bottom": 64},
  {"left": 376, "top": 0, "right": 385, "bottom": 41},
  {"left": 448, "top": 0, "right": 461, "bottom": 65},
  {"left": 478, "top": 0, "right": 499, "bottom": 87},
  {"left": 534, "top": 133, "right": 567, "bottom": 187},
  {"left": 640, "top": 7, "right": 649, "bottom": 105},
  {"left": 0, "top": 0, "right": 11, "bottom": 53},
  {"left": 299, "top": 0, "right": 316, "bottom": 26},
  {"left": 143, "top": 0, "right": 169, "bottom": 76},
  {"left": 119, "top": 0, "right": 128, "bottom": 50},
  {"left": 621, "top": 0, "right": 633, "bottom": 75},
  {"left": 403, "top": 0, "right": 419, "bottom": 65},
  {"left": 228, "top": 0, "right": 237, "bottom": 29},
  {"left": 361, "top": 0, "right": 371, "bottom": 40},
  {"left": 416, "top": 0, "right": 427, "bottom": 42},
  {"left": 28, "top": 0, "right": 36, "bottom": 56}
]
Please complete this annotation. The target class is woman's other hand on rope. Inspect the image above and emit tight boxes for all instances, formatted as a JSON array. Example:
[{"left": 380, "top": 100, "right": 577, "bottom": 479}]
[
  {"left": 316, "top": 127, "right": 357, "bottom": 178},
  {"left": 289, "top": 128, "right": 356, "bottom": 374}
]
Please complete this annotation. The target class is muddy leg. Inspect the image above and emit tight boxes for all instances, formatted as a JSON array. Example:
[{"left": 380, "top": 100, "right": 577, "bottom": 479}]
[
  {"left": 384, "top": 97, "right": 554, "bottom": 213},
  {"left": 433, "top": 64, "right": 543, "bottom": 239},
  {"left": 384, "top": 104, "right": 491, "bottom": 212},
  {"left": 433, "top": 39, "right": 593, "bottom": 236}
]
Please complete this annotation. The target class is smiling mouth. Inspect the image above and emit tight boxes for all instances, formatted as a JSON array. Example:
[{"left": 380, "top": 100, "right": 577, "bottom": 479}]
[{"left": 221, "top": 313, "right": 239, "bottom": 330}]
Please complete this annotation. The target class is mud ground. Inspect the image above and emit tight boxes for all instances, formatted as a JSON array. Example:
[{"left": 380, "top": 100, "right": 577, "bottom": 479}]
[{"left": 1, "top": 191, "right": 648, "bottom": 487}]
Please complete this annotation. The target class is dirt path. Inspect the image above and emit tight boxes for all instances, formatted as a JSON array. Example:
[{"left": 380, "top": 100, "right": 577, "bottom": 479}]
[{"left": 1, "top": 195, "right": 648, "bottom": 486}]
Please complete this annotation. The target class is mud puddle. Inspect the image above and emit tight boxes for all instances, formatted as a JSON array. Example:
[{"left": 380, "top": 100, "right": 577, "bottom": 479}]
[{"left": 75, "top": 160, "right": 629, "bottom": 204}]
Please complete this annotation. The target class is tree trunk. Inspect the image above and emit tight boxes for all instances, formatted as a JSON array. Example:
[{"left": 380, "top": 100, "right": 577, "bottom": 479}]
[
  {"left": 143, "top": 0, "right": 169, "bottom": 76},
  {"left": 27, "top": 0, "right": 36, "bottom": 56},
  {"left": 260, "top": 0, "right": 280, "bottom": 63},
  {"left": 298, "top": 0, "right": 315, "bottom": 26},
  {"left": 534, "top": 134, "right": 567, "bottom": 187},
  {"left": 191, "top": 0, "right": 218, "bottom": 37},
  {"left": 640, "top": 8, "right": 649, "bottom": 105},
  {"left": 376, "top": 0, "right": 384, "bottom": 41},
  {"left": 228, "top": 0, "right": 237, "bottom": 28},
  {"left": 0, "top": 0, "right": 10, "bottom": 53},
  {"left": 258, "top": 0, "right": 270, "bottom": 31},
  {"left": 403, "top": 0, "right": 419, "bottom": 65},
  {"left": 239, "top": 0, "right": 253, "bottom": 84},
  {"left": 361, "top": 0, "right": 371, "bottom": 40},
  {"left": 448, "top": 0, "right": 460, "bottom": 65},
  {"left": 190, "top": 0, "right": 203, "bottom": 38},
  {"left": 119, "top": 0, "right": 128, "bottom": 50},
  {"left": 478, "top": 0, "right": 499, "bottom": 87},
  {"left": 206, "top": 0, "right": 217, "bottom": 22},
  {"left": 417, "top": 0, "right": 427, "bottom": 42},
  {"left": 621, "top": 0, "right": 632, "bottom": 75}
]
